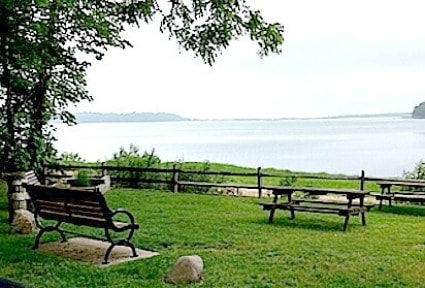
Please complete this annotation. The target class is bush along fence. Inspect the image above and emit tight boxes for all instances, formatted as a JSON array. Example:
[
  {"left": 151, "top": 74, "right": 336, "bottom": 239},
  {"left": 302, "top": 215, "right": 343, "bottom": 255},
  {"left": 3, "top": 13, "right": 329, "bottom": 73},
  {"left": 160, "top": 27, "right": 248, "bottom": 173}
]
[{"left": 37, "top": 163, "right": 398, "bottom": 197}]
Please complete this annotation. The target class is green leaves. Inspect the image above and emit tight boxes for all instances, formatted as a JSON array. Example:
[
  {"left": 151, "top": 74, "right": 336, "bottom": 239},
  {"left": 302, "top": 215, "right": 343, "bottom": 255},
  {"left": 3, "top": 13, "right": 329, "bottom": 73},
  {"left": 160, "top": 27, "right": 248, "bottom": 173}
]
[
  {"left": 34, "top": 0, "right": 50, "bottom": 7},
  {"left": 160, "top": 0, "right": 284, "bottom": 65},
  {"left": 0, "top": 0, "right": 284, "bottom": 173}
]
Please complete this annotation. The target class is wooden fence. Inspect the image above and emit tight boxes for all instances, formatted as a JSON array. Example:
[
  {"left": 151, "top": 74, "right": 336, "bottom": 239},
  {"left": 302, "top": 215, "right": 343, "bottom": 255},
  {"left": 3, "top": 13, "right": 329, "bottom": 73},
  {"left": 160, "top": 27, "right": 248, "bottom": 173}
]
[{"left": 41, "top": 163, "right": 403, "bottom": 198}]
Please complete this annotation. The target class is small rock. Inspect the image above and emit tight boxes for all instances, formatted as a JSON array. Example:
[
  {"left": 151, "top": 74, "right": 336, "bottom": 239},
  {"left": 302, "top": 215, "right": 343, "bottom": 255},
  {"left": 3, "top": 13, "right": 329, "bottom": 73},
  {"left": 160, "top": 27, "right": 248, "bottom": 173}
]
[
  {"left": 11, "top": 209, "right": 38, "bottom": 234},
  {"left": 165, "top": 255, "right": 204, "bottom": 284}
]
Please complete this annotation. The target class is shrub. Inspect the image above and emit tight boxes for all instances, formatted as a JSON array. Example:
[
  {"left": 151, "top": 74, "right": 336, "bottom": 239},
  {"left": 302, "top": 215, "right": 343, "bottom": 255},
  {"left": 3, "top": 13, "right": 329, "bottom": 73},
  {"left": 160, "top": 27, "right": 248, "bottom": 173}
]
[
  {"left": 56, "top": 152, "right": 86, "bottom": 165},
  {"left": 106, "top": 145, "right": 163, "bottom": 189},
  {"left": 402, "top": 160, "right": 425, "bottom": 191},
  {"left": 403, "top": 160, "right": 425, "bottom": 180},
  {"left": 75, "top": 169, "right": 93, "bottom": 186},
  {"left": 177, "top": 161, "right": 225, "bottom": 194},
  {"left": 279, "top": 175, "right": 297, "bottom": 186}
]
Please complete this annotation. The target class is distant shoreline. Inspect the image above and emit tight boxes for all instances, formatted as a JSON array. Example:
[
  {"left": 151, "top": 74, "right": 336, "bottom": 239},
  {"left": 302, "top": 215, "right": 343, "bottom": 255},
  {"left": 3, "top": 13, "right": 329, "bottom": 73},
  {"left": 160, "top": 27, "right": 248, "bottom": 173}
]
[{"left": 72, "top": 112, "right": 411, "bottom": 123}]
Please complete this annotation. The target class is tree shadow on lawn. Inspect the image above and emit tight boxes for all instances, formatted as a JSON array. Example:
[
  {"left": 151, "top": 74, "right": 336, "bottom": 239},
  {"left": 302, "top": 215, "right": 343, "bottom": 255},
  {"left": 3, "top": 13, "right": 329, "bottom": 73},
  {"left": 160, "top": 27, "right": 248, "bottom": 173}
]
[
  {"left": 0, "top": 201, "right": 8, "bottom": 211},
  {"left": 0, "top": 278, "right": 24, "bottom": 288},
  {"left": 376, "top": 205, "right": 425, "bottom": 216}
]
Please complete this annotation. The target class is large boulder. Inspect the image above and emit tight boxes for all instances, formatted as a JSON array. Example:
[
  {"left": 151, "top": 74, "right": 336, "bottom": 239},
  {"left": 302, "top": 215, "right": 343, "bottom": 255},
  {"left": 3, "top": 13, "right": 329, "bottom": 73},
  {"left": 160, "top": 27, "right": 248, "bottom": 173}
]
[
  {"left": 165, "top": 255, "right": 204, "bottom": 284},
  {"left": 11, "top": 209, "right": 38, "bottom": 234}
]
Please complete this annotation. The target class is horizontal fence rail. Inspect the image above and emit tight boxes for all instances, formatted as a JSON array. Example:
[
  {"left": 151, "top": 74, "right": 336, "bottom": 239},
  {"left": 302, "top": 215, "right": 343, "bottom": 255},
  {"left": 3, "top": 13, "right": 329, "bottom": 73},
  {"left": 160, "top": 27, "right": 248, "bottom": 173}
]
[{"left": 41, "top": 163, "right": 407, "bottom": 197}]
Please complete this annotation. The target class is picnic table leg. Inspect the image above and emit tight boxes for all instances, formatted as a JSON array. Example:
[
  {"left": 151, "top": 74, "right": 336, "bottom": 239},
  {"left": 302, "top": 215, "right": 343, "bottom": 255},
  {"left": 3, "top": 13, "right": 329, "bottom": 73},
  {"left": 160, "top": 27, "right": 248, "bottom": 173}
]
[
  {"left": 386, "top": 185, "right": 392, "bottom": 207},
  {"left": 289, "top": 207, "right": 295, "bottom": 220},
  {"left": 287, "top": 191, "right": 295, "bottom": 220},
  {"left": 343, "top": 197, "right": 354, "bottom": 231},
  {"left": 343, "top": 215, "right": 350, "bottom": 232},
  {"left": 361, "top": 212, "right": 366, "bottom": 226},
  {"left": 359, "top": 196, "right": 366, "bottom": 226},
  {"left": 268, "top": 208, "right": 276, "bottom": 223},
  {"left": 378, "top": 185, "right": 385, "bottom": 210}
]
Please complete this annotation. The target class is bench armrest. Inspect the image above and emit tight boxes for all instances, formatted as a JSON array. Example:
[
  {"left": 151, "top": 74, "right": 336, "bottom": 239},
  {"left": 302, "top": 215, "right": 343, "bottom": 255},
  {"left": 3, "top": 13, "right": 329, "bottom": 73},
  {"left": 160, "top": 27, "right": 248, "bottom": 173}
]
[{"left": 110, "top": 209, "right": 139, "bottom": 232}]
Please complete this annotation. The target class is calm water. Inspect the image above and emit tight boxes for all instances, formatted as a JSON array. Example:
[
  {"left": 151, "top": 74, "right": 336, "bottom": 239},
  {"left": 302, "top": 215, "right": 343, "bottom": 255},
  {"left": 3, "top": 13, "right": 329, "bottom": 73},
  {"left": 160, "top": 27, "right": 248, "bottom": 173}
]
[{"left": 54, "top": 117, "right": 425, "bottom": 177}]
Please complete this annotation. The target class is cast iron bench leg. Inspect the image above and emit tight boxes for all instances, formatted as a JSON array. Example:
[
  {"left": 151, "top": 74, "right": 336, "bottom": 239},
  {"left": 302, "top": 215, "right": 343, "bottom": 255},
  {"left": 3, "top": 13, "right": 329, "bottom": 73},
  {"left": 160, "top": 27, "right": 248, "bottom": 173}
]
[
  {"left": 102, "top": 240, "right": 139, "bottom": 265},
  {"left": 33, "top": 224, "right": 66, "bottom": 250}
]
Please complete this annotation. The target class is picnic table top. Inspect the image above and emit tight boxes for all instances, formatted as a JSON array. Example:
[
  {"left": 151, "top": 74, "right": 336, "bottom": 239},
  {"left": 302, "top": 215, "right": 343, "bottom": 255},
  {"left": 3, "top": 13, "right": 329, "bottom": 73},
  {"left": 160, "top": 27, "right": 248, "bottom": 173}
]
[{"left": 376, "top": 180, "right": 425, "bottom": 187}]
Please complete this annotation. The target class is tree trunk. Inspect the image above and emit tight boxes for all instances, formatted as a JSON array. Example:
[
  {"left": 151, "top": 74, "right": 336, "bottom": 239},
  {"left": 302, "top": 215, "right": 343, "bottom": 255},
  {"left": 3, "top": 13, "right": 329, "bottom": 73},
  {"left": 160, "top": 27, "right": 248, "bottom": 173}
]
[{"left": 0, "top": 3, "right": 18, "bottom": 173}]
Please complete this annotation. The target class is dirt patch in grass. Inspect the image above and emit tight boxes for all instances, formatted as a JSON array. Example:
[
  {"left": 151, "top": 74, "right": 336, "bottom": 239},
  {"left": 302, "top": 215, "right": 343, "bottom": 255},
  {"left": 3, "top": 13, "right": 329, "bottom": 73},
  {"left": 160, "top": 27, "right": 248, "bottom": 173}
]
[{"left": 37, "top": 237, "right": 159, "bottom": 267}]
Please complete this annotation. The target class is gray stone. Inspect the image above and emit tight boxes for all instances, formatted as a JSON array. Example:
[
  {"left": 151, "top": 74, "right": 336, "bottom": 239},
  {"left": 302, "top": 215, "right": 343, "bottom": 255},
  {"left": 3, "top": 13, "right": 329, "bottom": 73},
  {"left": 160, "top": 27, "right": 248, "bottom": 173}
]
[
  {"left": 165, "top": 255, "right": 204, "bottom": 284},
  {"left": 11, "top": 209, "right": 38, "bottom": 234}
]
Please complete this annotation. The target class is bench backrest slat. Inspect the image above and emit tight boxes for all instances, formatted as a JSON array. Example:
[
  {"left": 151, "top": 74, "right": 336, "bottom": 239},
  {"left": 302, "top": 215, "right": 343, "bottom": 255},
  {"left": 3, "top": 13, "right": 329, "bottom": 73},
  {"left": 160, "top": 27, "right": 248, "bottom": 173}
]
[
  {"left": 25, "top": 170, "right": 41, "bottom": 186},
  {"left": 27, "top": 185, "right": 111, "bottom": 228}
]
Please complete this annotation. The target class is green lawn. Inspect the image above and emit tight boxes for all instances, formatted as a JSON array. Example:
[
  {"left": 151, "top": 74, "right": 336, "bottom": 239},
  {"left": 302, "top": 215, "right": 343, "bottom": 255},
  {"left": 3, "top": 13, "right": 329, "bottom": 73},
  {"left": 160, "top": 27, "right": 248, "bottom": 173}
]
[{"left": 0, "top": 188, "right": 424, "bottom": 287}]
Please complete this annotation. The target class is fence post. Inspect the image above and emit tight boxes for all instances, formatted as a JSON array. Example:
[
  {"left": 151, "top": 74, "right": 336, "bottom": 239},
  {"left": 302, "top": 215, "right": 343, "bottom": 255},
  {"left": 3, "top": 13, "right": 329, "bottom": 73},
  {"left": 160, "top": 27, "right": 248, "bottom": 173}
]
[
  {"left": 173, "top": 164, "right": 179, "bottom": 193},
  {"left": 360, "top": 170, "right": 365, "bottom": 190},
  {"left": 101, "top": 162, "right": 107, "bottom": 177},
  {"left": 257, "top": 167, "right": 263, "bottom": 198}
]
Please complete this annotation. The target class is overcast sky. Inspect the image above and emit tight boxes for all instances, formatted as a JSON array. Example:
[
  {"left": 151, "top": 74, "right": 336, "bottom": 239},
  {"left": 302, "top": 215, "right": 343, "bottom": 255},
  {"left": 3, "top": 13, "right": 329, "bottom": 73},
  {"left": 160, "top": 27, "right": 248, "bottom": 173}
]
[{"left": 73, "top": 0, "right": 425, "bottom": 119}]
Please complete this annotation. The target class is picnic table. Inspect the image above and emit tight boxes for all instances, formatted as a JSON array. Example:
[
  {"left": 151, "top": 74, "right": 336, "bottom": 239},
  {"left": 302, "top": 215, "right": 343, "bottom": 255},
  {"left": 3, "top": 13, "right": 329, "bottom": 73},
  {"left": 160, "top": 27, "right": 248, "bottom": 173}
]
[
  {"left": 260, "top": 186, "right": 371, "bottom": 231},
  {"left": 373, "top": 180, "right": 425, "bottom": 209}
]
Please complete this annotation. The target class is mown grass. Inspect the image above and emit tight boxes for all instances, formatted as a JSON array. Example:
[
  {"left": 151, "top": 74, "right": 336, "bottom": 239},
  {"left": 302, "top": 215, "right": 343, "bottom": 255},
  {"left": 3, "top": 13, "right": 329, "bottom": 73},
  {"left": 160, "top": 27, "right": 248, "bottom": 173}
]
[{"left": 0, "top": 183, "right": 424, "bottom": 287}]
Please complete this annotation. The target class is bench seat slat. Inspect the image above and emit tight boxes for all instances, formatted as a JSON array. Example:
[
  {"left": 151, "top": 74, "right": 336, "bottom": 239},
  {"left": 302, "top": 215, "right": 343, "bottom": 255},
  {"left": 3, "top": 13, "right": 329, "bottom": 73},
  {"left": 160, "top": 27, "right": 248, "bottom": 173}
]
[
  {"left": 260, "top": 203, "right": 361, "bottom": 215},
  {"left": 259, "top": 203, "right": 287, "bottom": 210},
  {"left": 293, "top": 199, "right": 374, "bottom": 206},
  {"left": 37, "top": 199, "right": 107, "bottom": 219},
  {"left": 372, "top": 192, "right": 425, "bottom": 209},
  {"left": 67, "top": 216, "right": 107, "bottom": 228},
  {"left": 38, "top": 200, "right": 66, "bottom": 208},
  {"left": 67, "top": 204, "right": 103, "bottom": 211},
  {"left": 39, "top": 211, "right": 69, "bottom": 221},
  {"left": 289, "top": 206, "right": 357, "bottom": 216},
  {"left": 69, "top": 209, "right": 106, "bottom": 219},
  {"left": 38, "top": 204, "right": 67, "bottom": 214},
  {"left": 393, "top": 195, "right": 425, "bottom": 202}
]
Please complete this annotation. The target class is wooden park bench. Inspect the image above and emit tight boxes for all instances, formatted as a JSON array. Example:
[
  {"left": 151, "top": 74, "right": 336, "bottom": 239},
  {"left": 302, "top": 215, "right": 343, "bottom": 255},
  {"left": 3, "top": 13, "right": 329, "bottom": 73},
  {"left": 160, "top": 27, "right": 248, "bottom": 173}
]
[
  {"left": 372, "top": 181, "right": 425, "bottom": 209},
  {"left": 260, "top": 186, "right": 371, "bottom": 231},
  {"left": 26, "top": 185, "right": 140, "bottom": 264}
]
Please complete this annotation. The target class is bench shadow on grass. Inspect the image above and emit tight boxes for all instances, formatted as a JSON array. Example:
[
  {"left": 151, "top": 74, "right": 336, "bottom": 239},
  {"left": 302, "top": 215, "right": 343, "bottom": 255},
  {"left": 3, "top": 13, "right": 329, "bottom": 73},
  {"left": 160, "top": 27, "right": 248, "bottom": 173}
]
[
  {"left": 255, "top": 216, "right": 364, "bottom": 232},
  {"left": 376, "top": 205, "right": 425, "bottom": 216}
]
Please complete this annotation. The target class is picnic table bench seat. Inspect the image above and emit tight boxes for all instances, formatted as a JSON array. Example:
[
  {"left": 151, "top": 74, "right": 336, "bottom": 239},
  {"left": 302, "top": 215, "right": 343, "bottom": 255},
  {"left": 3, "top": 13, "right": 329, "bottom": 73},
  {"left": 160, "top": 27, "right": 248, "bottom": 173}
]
[
  {"left": 373, "top": 181, "right": 425, "bottom": 209},
  {"left": 26, "top": 184, "right": 140, "bottom": 264},
  {"left": 291, "top": 199, "right": 375, "bottom": 211}
]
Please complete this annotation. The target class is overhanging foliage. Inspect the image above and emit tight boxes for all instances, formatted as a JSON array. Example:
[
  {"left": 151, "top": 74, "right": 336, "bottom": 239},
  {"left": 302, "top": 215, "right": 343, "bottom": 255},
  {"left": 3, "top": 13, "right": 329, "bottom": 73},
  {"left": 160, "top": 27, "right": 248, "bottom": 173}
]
[{"left": 0, "top": 0, "right": 284, "bottom": 173}]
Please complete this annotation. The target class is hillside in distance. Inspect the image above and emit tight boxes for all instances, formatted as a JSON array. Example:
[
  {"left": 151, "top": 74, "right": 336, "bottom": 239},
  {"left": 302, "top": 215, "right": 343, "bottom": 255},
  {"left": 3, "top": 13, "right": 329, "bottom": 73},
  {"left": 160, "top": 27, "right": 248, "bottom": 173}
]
[
  {"left": 412, "top": 102, "right": 425, "bottom": 118},
  {"left": 76, "top": 112, "right": 186, "bottom": 123},
  {"left": 74, "top": 111, "right": 413, "bottom": 123}
]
